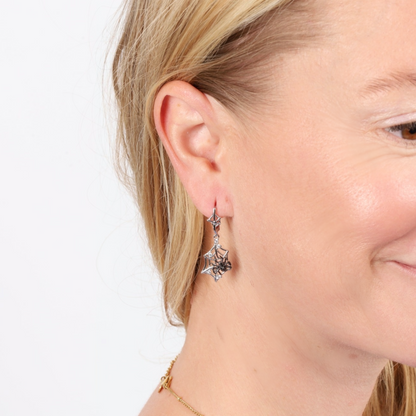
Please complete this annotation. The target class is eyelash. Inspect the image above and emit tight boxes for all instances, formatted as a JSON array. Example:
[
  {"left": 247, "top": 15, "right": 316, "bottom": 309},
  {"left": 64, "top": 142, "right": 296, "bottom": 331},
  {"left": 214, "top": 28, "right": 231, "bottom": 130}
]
[{"left": 384, "top": 121, "right": 416, "bottom": 148}]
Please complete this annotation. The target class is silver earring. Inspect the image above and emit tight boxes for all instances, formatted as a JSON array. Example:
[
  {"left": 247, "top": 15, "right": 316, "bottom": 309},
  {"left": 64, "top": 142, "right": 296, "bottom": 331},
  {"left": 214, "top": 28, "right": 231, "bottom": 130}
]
[{"left": 201, "top": 207, "right": 232, "bottom": 282}]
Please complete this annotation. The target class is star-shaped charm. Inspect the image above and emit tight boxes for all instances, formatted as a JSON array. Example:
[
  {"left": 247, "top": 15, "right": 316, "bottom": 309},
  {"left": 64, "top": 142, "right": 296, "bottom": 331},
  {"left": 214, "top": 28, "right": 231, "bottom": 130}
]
[
  {"left": 207, "top": 209, "right": 221, "bottom": 231},
  {"left": 201, "top": 243, "right": 232, "bottom": 282}
]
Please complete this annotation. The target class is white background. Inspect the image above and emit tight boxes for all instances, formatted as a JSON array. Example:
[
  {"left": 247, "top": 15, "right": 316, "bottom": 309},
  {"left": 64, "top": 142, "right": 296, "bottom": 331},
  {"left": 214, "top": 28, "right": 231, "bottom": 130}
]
[{"left": 0, "top": 1, "right": 185, "bottom": 415}]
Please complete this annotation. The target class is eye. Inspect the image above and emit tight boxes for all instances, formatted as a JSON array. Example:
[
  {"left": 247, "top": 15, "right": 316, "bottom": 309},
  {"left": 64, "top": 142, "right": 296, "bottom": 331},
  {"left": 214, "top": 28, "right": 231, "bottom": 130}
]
[{"left": 385, "top": 121, "right": 416, "bottom": 144}]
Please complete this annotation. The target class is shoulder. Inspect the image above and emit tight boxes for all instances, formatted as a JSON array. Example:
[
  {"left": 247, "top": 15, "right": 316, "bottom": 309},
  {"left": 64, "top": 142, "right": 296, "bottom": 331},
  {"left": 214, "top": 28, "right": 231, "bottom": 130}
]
[{"left": 139, "top": 384, "right": 187, "bottom": 416}]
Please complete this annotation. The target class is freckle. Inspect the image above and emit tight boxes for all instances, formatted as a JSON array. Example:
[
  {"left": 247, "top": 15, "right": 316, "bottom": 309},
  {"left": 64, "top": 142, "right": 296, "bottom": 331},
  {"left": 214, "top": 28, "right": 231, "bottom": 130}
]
[
  {"left": 349, "top": 353, "right": 358, "bottom": 359},
  {"left": 217, "top": 325, "right": 224, "bottom": 342}
]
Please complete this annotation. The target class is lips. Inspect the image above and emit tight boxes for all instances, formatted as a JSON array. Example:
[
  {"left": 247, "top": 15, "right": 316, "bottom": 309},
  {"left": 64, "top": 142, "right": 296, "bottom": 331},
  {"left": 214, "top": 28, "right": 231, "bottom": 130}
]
[
  {"left": 390, "top": 259, "right": 416, "bottom": 268},
  {"left": 388, "top": 260, "right": 416, "bottom": 277}
]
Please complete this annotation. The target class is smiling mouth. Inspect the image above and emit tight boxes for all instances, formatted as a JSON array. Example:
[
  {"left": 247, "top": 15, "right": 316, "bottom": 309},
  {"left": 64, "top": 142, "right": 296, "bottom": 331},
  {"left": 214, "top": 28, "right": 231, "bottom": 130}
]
[{"left": 387, "top": 260, "right": 416, "bottom": 278}]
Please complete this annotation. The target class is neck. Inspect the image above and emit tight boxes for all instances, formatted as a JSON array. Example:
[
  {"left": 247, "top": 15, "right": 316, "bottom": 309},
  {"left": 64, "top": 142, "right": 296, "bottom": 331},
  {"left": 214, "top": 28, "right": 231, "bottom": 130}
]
[{"left": 170, "top": 274, "right": 388, "bottom": 416}]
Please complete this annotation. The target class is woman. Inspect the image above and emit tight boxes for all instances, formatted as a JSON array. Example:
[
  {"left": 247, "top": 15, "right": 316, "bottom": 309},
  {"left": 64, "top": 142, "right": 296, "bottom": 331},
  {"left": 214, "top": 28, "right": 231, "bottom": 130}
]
[{"left": 110, "top": 0, "right": 416, "bottom": 414}]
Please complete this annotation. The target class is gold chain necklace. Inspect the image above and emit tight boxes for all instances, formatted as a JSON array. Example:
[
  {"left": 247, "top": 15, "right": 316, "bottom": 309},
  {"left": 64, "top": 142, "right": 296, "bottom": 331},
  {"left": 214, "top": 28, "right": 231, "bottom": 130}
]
[{"left": 158, "top": 355, "right": 205, "bottom": 416}]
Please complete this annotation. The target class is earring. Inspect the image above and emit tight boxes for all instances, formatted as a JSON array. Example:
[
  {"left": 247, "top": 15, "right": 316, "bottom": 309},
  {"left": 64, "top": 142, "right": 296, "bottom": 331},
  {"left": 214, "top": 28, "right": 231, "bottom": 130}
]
[{"left": 201, "top": 207, "right": 232, "bottom": 282}]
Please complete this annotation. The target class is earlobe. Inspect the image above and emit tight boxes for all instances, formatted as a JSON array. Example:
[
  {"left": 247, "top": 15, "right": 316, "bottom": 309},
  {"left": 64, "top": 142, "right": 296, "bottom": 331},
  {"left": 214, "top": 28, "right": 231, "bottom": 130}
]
[{"left": 153, "top": 80, "right": 227, "bottom": 217}]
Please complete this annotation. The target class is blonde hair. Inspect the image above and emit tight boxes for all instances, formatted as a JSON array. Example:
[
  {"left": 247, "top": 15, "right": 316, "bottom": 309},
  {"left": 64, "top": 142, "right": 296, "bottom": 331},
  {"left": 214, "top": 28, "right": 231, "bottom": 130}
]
[{"left": 109, "top": 0, "right": 416, "bottom": 414}]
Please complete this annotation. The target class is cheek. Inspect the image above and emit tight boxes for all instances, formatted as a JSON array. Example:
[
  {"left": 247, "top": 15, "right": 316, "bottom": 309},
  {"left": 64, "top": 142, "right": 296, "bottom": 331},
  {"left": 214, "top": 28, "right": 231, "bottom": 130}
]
[
  {"left": 346, "top": 167, "right": 416, "bottom": 362},
  {"left": 323, "top": 163, "right": 416, "bottom": 301},
  {"left": 231, "top": 131, "right": 416, "bottom": 359},
  {"left": 294, "top": 161, "right": 416, "bottom": 361},
  {"left": 344, "top": 169, "right": 416, "bottom": 251}
]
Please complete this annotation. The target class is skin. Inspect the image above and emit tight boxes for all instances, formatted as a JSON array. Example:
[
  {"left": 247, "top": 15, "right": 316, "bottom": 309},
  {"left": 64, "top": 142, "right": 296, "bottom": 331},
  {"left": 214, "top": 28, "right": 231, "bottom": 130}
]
[{"left": 142, "top": 0, "right": 416, "bottom": 415}]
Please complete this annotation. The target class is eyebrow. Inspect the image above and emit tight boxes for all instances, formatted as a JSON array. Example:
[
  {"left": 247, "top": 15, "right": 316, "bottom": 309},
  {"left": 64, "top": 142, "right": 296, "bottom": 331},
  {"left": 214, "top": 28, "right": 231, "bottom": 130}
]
[{"left": 359, "top": 70, "right": 416, "bottom": 99}]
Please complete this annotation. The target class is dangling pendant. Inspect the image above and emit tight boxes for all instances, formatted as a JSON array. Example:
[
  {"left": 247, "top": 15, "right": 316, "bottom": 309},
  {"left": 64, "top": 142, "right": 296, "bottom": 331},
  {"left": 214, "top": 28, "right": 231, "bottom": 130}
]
[{"left": 201, "top": 207, "right": 232, "bottom": 282}]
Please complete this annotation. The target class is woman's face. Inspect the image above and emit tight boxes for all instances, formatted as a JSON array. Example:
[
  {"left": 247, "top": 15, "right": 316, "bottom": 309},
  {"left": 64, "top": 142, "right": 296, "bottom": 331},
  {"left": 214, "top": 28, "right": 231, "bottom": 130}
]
[{"left": 226, "top": 0, "right": 416, "bottom": 365}]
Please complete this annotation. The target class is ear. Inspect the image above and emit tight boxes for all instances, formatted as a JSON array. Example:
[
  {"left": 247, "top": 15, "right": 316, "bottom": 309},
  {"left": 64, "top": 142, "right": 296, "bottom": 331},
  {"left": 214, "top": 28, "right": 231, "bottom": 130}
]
[{"left": 153, "top": 80, "right": 234, "bottom": 218}]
